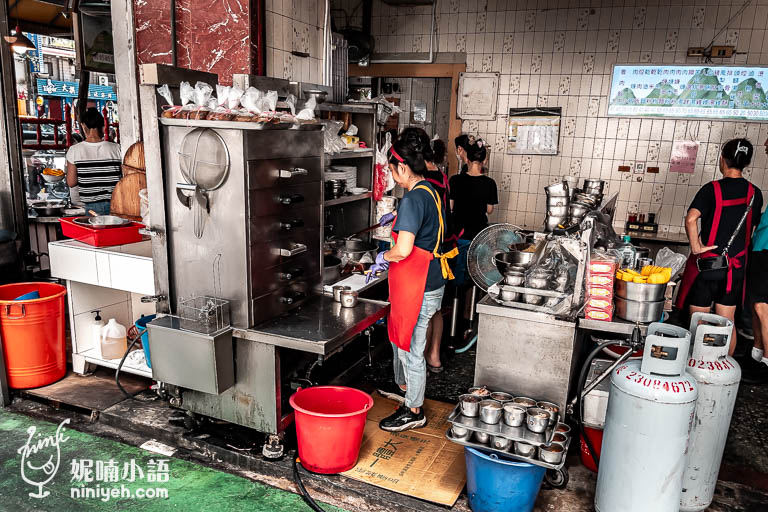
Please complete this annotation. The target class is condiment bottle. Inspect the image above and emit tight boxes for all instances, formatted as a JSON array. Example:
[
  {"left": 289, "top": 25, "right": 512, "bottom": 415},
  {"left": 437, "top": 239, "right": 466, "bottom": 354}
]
[
  {"left": 91, "top": 310, "right": 105, "bottom": 358},
  {"left": 101, "top": 318, "right": 127, "bottom": 360}
]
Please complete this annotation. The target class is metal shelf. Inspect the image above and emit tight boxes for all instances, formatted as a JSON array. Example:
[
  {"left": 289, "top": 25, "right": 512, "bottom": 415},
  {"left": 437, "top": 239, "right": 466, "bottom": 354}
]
[
  {"left": 327, "top": 149, "right": 374, "bottom": 160},
  {"left": 324, "top": 192, "right": 372, "bottom": 207},
  {"left": 81, "top": 348, "right": 153, "bottom": 378}
]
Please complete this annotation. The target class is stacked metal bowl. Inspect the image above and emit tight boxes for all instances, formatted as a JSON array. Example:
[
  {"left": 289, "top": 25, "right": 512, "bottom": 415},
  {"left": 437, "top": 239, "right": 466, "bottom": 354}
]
[{"left": 544, "top": 181, "right": 570, "bottom": 232}]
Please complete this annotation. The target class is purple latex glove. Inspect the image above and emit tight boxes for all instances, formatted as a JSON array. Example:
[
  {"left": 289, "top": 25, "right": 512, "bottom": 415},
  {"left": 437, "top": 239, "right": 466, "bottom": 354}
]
[
  {"left": 379, "top": 212, "right": 395, "bottom": 226},
  {"left": 366, "top": 251, "right": 390, "bottom": 283}
]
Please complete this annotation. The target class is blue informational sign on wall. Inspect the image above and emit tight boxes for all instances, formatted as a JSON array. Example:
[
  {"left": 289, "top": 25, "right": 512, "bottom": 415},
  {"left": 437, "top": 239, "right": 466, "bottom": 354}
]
[
  {"left": 36, "top": 78, "right": 117, "bottom": 101},
  {"left": 27, "top": 33, "right": 44, "bottom": 73},
  {"left": 608, "top": 64, "right": 768, "bottom": 121}
]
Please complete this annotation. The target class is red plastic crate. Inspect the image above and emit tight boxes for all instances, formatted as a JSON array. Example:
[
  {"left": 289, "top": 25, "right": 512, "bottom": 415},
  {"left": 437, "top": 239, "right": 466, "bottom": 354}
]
[{"left": 59, "top": 217, "right": 145, "bottom": 247}]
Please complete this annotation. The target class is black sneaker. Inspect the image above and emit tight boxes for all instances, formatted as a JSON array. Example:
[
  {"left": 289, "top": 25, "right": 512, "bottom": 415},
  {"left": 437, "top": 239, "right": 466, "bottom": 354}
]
[
  {"left": 379, "top": 405, "right": 427, "bottom": 432},
  {"left": 740, "top": 356, "right": 768, "bottom": 385}
]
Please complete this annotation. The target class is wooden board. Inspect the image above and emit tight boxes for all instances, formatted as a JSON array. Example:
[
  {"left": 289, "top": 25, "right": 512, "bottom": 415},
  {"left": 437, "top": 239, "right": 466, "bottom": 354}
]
[
  {"left": 342, "top": 393, "right": 466, "bottom": 506},
  {"left": 110, "top": 172, "right": 146, "bottom": 219},
  {"left": 22, "top": 368, "right": 150, "bottom": 411},
  {"left": 123, "top": 141, "right": 145, "bottom": 170}
]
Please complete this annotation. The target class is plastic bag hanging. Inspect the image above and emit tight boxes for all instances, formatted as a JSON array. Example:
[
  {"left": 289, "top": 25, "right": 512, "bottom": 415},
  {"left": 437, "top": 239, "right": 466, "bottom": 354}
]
[{"left": 373, "top": 131, "right": 393, "bottom": 201}]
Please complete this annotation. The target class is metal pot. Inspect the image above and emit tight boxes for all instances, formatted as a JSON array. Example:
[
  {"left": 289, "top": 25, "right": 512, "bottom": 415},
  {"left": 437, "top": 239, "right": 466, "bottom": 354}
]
[
  {"left": 547, "top": 195, "right": 569, "bottom": 207},
  {"left": 490, "top": 391, "right": 514, "bottom": 403},
  {"left": 451, "top": 424, "right": 470, "bottom": 439},
  {"left": 539, "top": 443, "right": 564, "bottom": 464},
  {"left": 503, "top": 271, "right": 525, "bottom": 287},
  {"left": 474, "top": 431, "right": 490, "bottom": 445},
  {"left": 544, "top": 215, "right": 567, "bottom": 232},
  {"left": 323, "top": 255, "right": 342, "bottom": 284},
  {"left": 526, "top": 407, "right": 551, "bottom": 433},
  {"left": 30, "top": 200, "right": 67, "bottom": 217},
  {"left": 512, "top": 396, "right": 537, "bottom": 408},
  {"left": 547, "top": 205, "right": 569, "bottom": 217},
  {"left": 340, "top": 289, "right": 358, "bottom": 308},
  {"left": 583, "top": 179, "right": 605, "bottom": 192},
  {"left": 528, "top": 272, "right": 551, "bottom": 290},
  {"left": 468, "top": 386, "right": 491, "bottom": 397},
  {"left": 545, "top": 182, "right": 569, "bottom": 197},
  {"left": 479, "top": 399, "right": 503, "bottom": 424},
  {"left": 491, "top": 435, "right": 512, "bottom": 451},
  {"left": 514, "top": 442, "right": 536, "bottom": 458},
  {"left": 499, "top": 286, "right": 519, "bottom": 302},
  {"left": 495, "top": 250, "right": 536, "bottom": 273},
  {"left": 556, "top": 423, "right": 571, "bottom": 435},
  {"left": 552, "top": 432, "right": 568, "bottom": 447},
  {"left": 503, "top": 403, "right": 527, "bottom": 427},
  {"left": 523, "top": 293, "right": 544, "bottom": 305},
  {"left": 342, "top": 239, "right": 377, "bottom": 262},
  {"left": 332, "top": 284, "right": 351, "bottom": 302},
  {"left": 537, "top": 401, "right": 560, "bottom": 426},
  {"left": 569, "top": 201, "right": 591, "bottom": 219},
  {"left": 615, "top": 280, "right": 666, "bottom": 302},
  {"left": 460, "top": 394, "right": 482, "bottom": 417},
  {"left": 614, "top": 296, "right": 665, "bottom": 323}
]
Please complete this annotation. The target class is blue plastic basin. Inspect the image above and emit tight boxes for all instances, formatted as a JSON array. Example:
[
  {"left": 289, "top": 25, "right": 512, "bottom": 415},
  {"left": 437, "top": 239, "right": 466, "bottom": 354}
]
[
  {"left": 464, "top": 447, "right": 545, "bottom": 512},
  {"left": 134, "top": 314, "right": 157, "bottom": 368}
]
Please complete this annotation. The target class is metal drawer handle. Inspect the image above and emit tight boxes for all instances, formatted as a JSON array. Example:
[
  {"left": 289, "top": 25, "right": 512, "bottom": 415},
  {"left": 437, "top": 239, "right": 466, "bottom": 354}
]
[
  {"left": 276, "top": 167, "right": 309, "bottom": 178},
  {"left": 279, "top": 267, "right": 304, "bottom": 281},
  {"left": 5, "top": 304, "right": 25, "bottom": 319},
  {"left": 279, "top": 194, "right": 304, "bottom": 205},
  {"left": 280, "top": 219, "right": 304, "bottom": 231},
  {"left": 281, "top": 291, "right": 306, "bottom": 304},
  {"left": 277, "top": 243, "right": 307, "bottom": 257}
]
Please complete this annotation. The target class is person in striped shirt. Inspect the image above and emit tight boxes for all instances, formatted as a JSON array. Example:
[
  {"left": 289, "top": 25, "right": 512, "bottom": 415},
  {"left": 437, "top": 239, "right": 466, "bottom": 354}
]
[{"left": 66, "top": 108, "right": 121, "bottom": 215}]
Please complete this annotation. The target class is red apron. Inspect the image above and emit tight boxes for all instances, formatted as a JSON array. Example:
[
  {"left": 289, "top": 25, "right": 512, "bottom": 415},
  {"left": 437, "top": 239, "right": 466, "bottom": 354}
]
[
  {"left": 387, "top": 184, "right": 457, "bottom": 352},
  {"left": 676, "top": 181, "right": 754, "bottom": 309}
]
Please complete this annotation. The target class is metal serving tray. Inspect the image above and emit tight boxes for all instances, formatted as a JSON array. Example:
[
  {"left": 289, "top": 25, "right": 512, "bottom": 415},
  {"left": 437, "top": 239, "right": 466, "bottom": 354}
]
[
  {"left": 445, "top": 429, "right": 568, "bottom": 471},
  {"left": 447, "top": 404, "right": 558, "bottom": 447}
]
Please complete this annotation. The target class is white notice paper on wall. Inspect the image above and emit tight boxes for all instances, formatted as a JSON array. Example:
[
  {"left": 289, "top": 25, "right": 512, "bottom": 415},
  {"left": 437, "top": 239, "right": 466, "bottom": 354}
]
[
  {"left": 506, "top": 107, "right": 561, "bottom": 155},
  {"left": 670, "top": 141, "right": 699, "bottom": 174},
  {"left": 457, "top": 72, "right": 499, "bottom": 120}
]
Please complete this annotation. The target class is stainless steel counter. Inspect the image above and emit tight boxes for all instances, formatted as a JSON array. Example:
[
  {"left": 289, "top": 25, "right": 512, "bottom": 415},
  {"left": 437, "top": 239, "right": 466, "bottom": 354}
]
[{"left": 234, "top": 295, "right": 389, "bottom": 356}]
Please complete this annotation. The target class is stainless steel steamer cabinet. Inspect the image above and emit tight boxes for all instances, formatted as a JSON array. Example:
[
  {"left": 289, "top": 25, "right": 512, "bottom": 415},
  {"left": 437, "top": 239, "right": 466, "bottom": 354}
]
[{"left": 146, "top": 118, "right": 387, "bottom": 456}]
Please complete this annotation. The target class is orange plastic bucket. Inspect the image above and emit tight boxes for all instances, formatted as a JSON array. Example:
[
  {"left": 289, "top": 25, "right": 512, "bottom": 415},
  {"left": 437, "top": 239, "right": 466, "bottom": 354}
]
[{"left": 0, "top": 282, "right": 67, "bottom": 389}]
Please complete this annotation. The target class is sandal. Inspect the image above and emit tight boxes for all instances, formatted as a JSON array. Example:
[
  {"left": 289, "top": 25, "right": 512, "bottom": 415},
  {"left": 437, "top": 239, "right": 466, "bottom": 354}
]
[{"left": 427, "top": 364, "right": 444, "bottom": 374}]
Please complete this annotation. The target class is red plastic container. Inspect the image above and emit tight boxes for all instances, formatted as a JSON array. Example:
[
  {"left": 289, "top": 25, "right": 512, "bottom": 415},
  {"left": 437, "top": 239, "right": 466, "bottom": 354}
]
[
  {"left": 59, "top": 216, "right": 144, "bottom": 247},
  {"left": 0, "top": 283, "right": 67, "bottom": 389},
  {"left": 290, "top": 386, "right": 373, "bottom": 474},
  {"left": 580, "top": 425, "right": 604, "bottom": 473}
]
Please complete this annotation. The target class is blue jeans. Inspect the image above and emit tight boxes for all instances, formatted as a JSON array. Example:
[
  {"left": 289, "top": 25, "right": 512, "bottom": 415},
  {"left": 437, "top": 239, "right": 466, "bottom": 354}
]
[
  {"left": 84, "top": 200, "right": 111, "bottom": 216},
  {"left": 392, "top": 286, "right": 445, "bottom": 409}
]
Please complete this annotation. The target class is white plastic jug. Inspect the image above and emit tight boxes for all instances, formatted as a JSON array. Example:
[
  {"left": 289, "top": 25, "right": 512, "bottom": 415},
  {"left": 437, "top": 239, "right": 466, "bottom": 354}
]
[{"left": 101, "top": 318, "right": 127, "bottom": 360}]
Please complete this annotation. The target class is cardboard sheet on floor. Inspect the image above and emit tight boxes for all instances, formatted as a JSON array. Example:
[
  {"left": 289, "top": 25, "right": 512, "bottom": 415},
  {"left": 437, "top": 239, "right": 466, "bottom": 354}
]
[{"left": 342, "top": 392, "right": 466, "bottom": 506}]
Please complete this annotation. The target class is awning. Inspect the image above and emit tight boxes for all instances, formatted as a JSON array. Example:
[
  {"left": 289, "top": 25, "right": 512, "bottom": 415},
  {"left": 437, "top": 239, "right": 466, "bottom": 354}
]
[{"left": 8, "top": 0, "right": 72, "bottom": 37}]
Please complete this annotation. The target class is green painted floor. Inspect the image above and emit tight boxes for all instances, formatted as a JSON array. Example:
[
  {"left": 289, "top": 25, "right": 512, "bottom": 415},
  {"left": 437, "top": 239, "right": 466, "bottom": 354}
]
[{"left": 0, "top": 409, "right": 345, "bottom": 511}]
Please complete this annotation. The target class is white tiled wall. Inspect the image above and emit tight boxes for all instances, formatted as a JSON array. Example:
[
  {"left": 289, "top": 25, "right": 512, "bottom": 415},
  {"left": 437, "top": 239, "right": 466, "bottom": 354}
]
[
  {"left": 331, "top": 0, "right": 768, "bottom": 234},
  {"left": 266, "top": 0, "right": 326, "bottom": 83}
]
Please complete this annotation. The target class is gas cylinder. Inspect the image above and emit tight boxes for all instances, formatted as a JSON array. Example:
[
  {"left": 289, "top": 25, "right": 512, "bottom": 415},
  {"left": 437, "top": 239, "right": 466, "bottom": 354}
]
[
  {"left": 595, "top": 323, "right": 698, "bottom": 512},
  {"left": 680, "top": 312, "right": 740, "bottom": 512}
]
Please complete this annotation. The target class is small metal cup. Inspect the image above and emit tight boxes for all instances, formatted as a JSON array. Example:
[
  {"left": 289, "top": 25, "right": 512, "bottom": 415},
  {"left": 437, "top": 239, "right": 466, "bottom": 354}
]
[
  {"left": 555, "top": 423, "right": 571, "bottom": 436},
  {"left": 537, "top": 401, "right": 560, "bottom": 427},
  {"left": 502, "top": 403, "right": 527, "bottom": 427},
  {"left": 539, "top": 443, "right": 564, "bottom": 465},
  {"left": 459, "top": 394, "right": 482, "bottom": 417},
  {"left": 526, "top": 407, "right": 551, "bottom": 433},
  {"left": 468, "top": 386, "right": 491, "bottom": 397},
  {"left": 451, "top": 424, "right": 470, "bottom": 439},
  {"left": 339, "top": 289, "right": 358, "bottom": 308},
  {"left": 479, "top": 400, "right": 503, "bottom": 424},
  {"left": 512, "top": 396, "right": 537, "bottom": 408},
  {"left": 474, "top": 431, "right": 490, "bottom": 444},
  {"left": 552, "top": 432, "right": 568, "bottom": 448},
  {"left": 490, "top": 392, "right": 514, "bottom": 403},
  {"left": 332, "top": 285, "right": 351, "bottom": 302},
  {"left": 514, "top": 442, "right": 536, "bottom": 458},
  {"left": 491, "top": 435, "right": 512, "bottom": 451}
]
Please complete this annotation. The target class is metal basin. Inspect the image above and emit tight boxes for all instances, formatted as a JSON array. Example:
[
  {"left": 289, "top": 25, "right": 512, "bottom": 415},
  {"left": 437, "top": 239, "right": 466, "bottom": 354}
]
[
  {"left": 495, "top": 250, "right": 535, "bottom": 273},
  {"left": 614, "top": 296, "right": 665, "bottom": 323},
  {"left": 615, "top": 280, "right": 666, "bottom": 302}
]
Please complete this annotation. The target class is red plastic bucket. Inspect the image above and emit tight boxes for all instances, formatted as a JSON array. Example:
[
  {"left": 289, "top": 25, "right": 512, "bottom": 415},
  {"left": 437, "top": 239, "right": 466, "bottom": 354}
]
[
  {"left": 580, "top": 425, "right": 604, "bottom": 473},
  {"left": 0, "top": 283, "right": 67, "bottom": 389},
  {"left": 290, "top": 386, "right": 373, "bottom": 474}
]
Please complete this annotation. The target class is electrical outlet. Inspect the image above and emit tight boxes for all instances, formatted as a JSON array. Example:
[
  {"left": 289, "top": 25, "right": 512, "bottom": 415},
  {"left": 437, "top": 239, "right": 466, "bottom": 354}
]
[
  {"left": 687, "top": 47, "right": 706, "bottom": 57},
  {"left": 634, "top": 162, "right": 645, "bottom": 174},
  {"left": 710, "top": 46, "right": 735, "bottom": 58}
]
